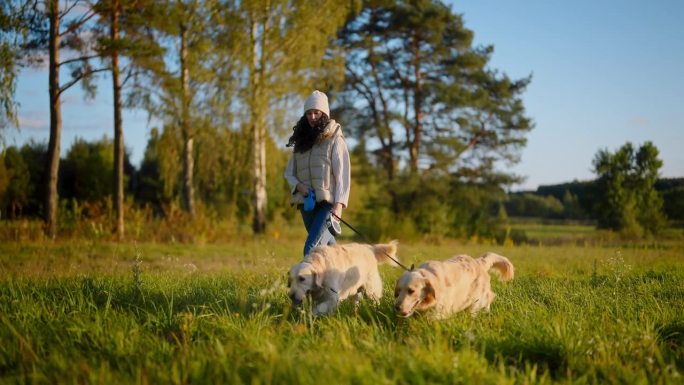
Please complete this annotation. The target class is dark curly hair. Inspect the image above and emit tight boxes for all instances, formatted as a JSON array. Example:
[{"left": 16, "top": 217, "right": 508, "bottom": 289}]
[{"left": 286, "top": 113, "right": 330, "bottom": 153}]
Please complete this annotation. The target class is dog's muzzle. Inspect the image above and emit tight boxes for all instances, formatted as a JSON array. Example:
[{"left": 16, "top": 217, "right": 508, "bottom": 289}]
[
  {"left": 290, "top": 293, "right": 303, "bottom": 305},
  {"left": 289, "top": 289, "right": 311, "bottom": 306},
  {"left": 395, "top": 299, "right": 419, "bottom": 317},
  {"left": 395, "top": 305, "right": 411, "bottom": 317}
]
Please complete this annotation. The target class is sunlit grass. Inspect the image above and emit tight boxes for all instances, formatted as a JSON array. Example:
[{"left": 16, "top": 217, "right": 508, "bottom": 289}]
[{"left": 1, "top": 237, "right": 683, "bottom": 384}]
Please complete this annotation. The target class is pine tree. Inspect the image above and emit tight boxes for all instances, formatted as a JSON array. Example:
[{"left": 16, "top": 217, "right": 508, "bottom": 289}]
[
  {"left": 339, "top": 0, "right": 532, "bottom": 182},
  {"left": 14, "top": 0, "right": 109, "bottom": 238},
  {"left": 93, "top": 0, "right": 128, "bottom": 238}
]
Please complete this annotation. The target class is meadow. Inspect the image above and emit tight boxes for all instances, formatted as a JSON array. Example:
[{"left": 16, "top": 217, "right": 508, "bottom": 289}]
[{"left": 1, "top": 230, "right": 683, "bottom": 384}]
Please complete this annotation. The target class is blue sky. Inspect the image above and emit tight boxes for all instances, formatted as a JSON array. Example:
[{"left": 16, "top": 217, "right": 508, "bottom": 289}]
[
  {"left": 6, "top": 0, "right": 684, "bottom": 191},
  {"left": 455, "top": 0, "right": 684, "bottom": 189}
]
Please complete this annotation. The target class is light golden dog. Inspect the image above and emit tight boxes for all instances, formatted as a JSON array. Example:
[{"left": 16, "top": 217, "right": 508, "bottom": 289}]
[
  {"left": 394, "top": 252, "right": 514, "bottom": 319},
  {"left": 288, "top": 241, "right": 399, "bottom": 315}
]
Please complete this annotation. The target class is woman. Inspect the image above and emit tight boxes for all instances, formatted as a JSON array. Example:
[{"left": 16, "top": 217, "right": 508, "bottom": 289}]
[{"left": 284, "top": 90, "right": 350, "bottom": 256}]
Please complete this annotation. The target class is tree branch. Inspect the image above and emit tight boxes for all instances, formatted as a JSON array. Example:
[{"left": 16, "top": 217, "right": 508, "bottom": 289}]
[
  {"left": 58, "top": 66, "right": 109, "bottom": 96},
  {"left": 59, "top": 8, "right": 97, "bottom": 37},
  {"left": 120, "top": 65, "right": 136, "bottom": 88},
  {"left": 58, "top": 53, "right": 101, "bottom": 67},
  {"left": 60, "top": 0, "right": 80, "bottom": 17}
]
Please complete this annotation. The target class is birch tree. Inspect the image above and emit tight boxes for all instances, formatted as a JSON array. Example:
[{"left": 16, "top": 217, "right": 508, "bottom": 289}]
[
  {"left": 124, "top": 0, "right": 217, "bottom": 218},
  {"left": 0, "top": 1, "right": 33, "bottom": 132},
  {"left": 230, "top": 0, "right": 349, "bottom": 233}
]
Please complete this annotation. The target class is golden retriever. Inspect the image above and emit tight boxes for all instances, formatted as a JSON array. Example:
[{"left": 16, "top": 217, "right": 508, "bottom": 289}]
[
  {"left": 288, "top": 241, "right": 399, "bottom": 315},
  {"left": 394, "top": 252, "right": 514, "bottom": 319}
]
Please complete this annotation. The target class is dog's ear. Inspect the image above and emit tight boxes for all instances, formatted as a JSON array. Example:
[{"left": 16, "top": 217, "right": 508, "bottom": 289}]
[
  {"left": 421, "top": 278, "right": 436, "bottom": 306},
  {"left": 313, "top": 270, "right": 324, "bottom": 289},
  {"left": 308, "top": 257, "right": 325, "bottom": 289}
]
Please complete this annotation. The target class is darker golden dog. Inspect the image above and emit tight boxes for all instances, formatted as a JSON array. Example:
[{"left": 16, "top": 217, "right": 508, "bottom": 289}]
[{"left": 394, "top": 252, "right": 514, "bottom": 319}]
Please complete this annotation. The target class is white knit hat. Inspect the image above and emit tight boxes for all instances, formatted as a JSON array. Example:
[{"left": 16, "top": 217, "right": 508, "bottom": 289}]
[{"left": 303, "top": 90, "right": 330, "bottom": 117}]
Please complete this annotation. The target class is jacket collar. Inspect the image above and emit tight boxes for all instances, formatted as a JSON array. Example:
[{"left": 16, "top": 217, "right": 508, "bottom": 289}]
[{"left": 318, "top": 119, "right": 341, "bottom": 140}]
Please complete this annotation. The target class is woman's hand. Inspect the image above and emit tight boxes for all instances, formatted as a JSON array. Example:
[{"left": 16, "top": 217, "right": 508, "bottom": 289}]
[
  {"left": 331, "top": 202, "right": 344, "bottom": 219},
  {"left": 296, "top": 183, "right": 310, "bottom": 195}
]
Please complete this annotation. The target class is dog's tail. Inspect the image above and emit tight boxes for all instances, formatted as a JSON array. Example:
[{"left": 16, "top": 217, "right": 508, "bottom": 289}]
[
  {"left": 372, "top": 240, "right": 400, "bottom": 267},
  {"left": 479, "top": 252, "right": 514, "bottom": 282}
]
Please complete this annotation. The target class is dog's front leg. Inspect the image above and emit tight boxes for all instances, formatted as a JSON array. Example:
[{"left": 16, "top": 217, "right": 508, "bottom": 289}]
[
  {"left": 350, "top": 287, "right": 367, "bottom": 313},
  {"left": 313, "top": 289, "right": 340, "bottom": 316}
]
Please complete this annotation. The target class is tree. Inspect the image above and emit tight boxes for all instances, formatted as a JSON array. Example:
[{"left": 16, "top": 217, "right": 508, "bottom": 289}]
[
  {"left": 0, "top": 1, "right": 40, "bottom": 132},
  {"left": 504, "top": 192, "right": 564, "bottom": 218},
  {"left": 134, "top": 128, "right": 166, "bottom": 211},
  {"left": 662, "top": 187, "right": 684, "bottom": 223},
  {"left": 12, "top": 1, "right": 108, "bottom": 237},
  {"left": 224, "top": 0, "right": 349, "bottom": 233},
  {"left": 339, "top": 0, "right": 532, "bottom": 181},
  {"left": 0, "top": 147, "right": 30, "bottom": 218},
  {"left": 592, "top": 141, "right": 666, "bottom": 236},
  {"left": 94, "top": 0, "right": 181, "bottom": 236},
  {"left": 561, "top": 189, "right": 587, "bottom": 220},
  {"left": 0, "top": 141, "right": 47, "bottom": 219},
  {"left": 0, "top": 1, "right": 22, "bottom": 131},
  {"left": 124, "top": 0, "right": 222, "bottom": 219},
  {"left": 60, "top": 137, "right": 115, "bottom": 202},
  {"left": 59, "top": 136, "right": 134, "bottom": 204},
  {"left": 92, "top": 0, "right": 126, "bottom": 238},
  {"left": 338, "top": 0, "right": 532, "bottom": 235}
]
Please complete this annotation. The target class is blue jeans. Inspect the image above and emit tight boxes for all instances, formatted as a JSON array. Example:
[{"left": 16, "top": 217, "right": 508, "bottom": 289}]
[{"left": 300, "top": 201, "right": 336, "bottom": 256}]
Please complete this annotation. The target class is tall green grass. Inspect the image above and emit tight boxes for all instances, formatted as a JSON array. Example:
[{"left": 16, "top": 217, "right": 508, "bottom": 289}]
[{"left": 1, "top": 240, "right": 682, "bottom": 384}]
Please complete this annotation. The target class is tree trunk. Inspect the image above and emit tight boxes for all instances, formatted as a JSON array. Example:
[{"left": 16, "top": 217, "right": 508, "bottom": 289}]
[
  {"left": 111, "top": 0, "right": 125, "bottom": 239},
  {"left": 409, "top": 33, "right": 422, "bottom": 173},
  {"left": 44, "top": 0, "right": 61, "bottom": 239},
  {"left": 250, "top": 19, "right": 267, "bottom": 234},
  {"left": 252, "top": 114, "right": 267, "bottom": 234},
  {"left": 180, "top": 24, "right": 196, "bottom": 218}
]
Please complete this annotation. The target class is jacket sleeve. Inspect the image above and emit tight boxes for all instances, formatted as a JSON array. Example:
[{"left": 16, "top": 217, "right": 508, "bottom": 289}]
[
  {"left": 331, "top": 136, "right": 350, "bottom": 208},
  {"left": 284, "top": 153, "right": 299, "bottom": 195}
]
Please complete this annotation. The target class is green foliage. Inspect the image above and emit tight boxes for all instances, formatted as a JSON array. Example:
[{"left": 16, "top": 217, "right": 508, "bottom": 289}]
[
  {"left": 0, "top": 0, "right": 38, "bottom": 130},
  {"left": 351, "top": 167, "right": 510, "bottom": 241},
  {"left": 332, "top": 0, "right": 534, "bottom": 241},
  {"left": 662, "top": 187, "right": 684, "bottom": 222},
  {"left": 139, "top": 126, "right": 183, "bottom": 207},
  {"left": 0, "top": 241, "right": 683, "bottom": 383},
  {"left": 444, "top": 181, "right": 497, "bottom": 239},
  {"left": 6, "top": 0, "right": 682, "bottom": 245},
  {"left": 0, "top": 147, "right": 29, "bottom": 218},
  {"left": 505, "top": 193, "right": 564, "bottom": 219},
  {"left": 0, "top": 142, "right": 47, "bottom": 218},
  {"left": 339, "top": 0, "right": 532, "bottom": 180},
  {"left": 561, "top": 189, "right": 587, "bottom": 219},
  {"left": 59, "top": 137, "right": 135, "bottom": 203},
  {"left": 0, "top": 40, "right": 18, "bottom": 130},
  {"left": 134, "top": 128, "right": 169, "bottom": 211},
  {"left": 531, "top": 179, "right": 684, "bottom": 223},
  {"left": 593, "top": 142, "right": 667, "bottom": 236},
  {"left": 134, "top": 123, "right": 286, "bottom": 227},
  {"left": 536, "top": 180, "right": 596, "bottom": 216}
]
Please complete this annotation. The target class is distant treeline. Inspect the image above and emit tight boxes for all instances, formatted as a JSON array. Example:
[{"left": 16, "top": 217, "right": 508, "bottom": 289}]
[
  {"left": 4, "top": 138, "right": 683, "bottom": 239},
  {"left": 506, "top": 178, "right": 684, "bottom": 224}
]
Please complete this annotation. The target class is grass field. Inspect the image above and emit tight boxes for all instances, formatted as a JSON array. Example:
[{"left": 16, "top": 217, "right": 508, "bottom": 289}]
[{"left": 1, "top": 236, "right": 683, "bottom": 384}]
